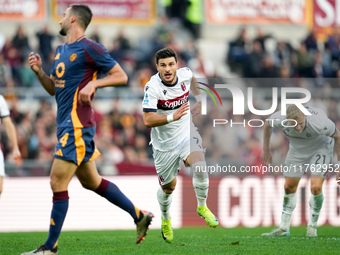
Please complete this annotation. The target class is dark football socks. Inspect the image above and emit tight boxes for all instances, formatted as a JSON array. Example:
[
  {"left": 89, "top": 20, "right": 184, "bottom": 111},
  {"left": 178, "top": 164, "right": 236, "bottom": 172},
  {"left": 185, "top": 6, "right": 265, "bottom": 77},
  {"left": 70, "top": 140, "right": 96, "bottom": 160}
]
[
  {"left": 94, "top": 178, "right": 141, "bottom": 223},
  {"left": 45, "top": 191, "right": 69, "bottom": 250}
]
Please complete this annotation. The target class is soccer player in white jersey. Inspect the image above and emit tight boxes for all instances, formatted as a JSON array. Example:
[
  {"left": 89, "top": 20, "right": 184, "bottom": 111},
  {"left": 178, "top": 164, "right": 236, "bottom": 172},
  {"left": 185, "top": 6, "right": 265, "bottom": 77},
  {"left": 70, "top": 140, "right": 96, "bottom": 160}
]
[
  {"left": 0, "top": 95, "right": 21, "bottom": 196},
  {"left": 261, "top": 104, "right": 340, "bottom": 237},
  {"left": 142, "top": 48, "right": 219, "bottom": 243}
]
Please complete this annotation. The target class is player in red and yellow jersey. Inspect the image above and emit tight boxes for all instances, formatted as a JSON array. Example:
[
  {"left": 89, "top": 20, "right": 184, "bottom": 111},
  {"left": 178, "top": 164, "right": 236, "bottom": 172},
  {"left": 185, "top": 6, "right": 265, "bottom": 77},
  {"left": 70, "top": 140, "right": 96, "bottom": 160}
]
[{"left": 23, "top": 4, "right": 152, "bottom": 255}]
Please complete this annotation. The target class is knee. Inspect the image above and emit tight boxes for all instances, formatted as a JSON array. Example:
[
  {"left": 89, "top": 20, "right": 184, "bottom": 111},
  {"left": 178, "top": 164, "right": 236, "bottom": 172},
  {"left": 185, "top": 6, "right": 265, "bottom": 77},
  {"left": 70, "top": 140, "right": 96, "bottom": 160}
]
[
  {"left": 79, "top": 176, "right": 101, "bottom": 191},
  {"left": 81, "top": 181, "right": 99, "bottom": 191},
  {"left": 50, "top": 175, "right": 61, "bottom": 191},
  {"left": 80, "top": 181, "right": 92, "bottom": 190},
  {"left": 162, "top": 187, "right": 175, "bottom": 195},
  {"left": 284, "top": 183, "right": 297, "bottom": 194},
  {"left": 310, "top": 185, "right": 322, "bottom": 195},
  {"left": 50, "top": 174, "right": 70, "bottom": 192}
]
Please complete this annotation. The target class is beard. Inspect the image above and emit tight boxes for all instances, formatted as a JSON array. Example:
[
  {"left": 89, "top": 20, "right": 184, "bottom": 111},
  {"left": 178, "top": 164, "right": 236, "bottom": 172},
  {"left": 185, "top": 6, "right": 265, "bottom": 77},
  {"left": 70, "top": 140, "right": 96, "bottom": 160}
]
[
  {"left": 162, "top": 73, "right": 175, "bottom": 84},
  {"left": 59, "top": 26, "right": 67, "bottom": 36}
]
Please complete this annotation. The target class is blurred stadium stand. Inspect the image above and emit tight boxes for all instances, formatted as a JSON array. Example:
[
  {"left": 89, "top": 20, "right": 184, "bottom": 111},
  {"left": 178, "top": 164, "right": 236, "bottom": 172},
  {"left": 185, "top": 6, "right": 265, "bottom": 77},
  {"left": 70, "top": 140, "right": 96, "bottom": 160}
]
[{"left": 0, "top": 1, "right": 340, "bottom": 178}]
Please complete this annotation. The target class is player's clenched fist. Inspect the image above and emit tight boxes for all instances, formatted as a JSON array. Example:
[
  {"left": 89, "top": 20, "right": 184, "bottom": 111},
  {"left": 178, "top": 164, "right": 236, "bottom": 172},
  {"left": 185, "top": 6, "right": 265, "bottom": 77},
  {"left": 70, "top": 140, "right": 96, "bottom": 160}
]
[
  {"left": 28, "top": 52, "right": 42, "bottom": 74},
  {"left": 78, "top": 81, "right": 96, "bottom": 105}
]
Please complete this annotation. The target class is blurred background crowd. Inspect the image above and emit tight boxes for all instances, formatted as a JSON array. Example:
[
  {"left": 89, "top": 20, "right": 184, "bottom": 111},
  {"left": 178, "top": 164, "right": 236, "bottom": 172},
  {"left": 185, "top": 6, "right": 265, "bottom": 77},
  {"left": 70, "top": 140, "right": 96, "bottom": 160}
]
[{"left": 1, "top": 0, "right": 340, "bottom": 177}]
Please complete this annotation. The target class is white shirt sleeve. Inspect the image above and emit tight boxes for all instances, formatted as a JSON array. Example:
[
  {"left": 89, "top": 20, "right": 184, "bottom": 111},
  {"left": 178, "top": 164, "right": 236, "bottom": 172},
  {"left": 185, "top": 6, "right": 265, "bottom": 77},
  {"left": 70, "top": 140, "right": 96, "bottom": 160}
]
[
  {"left": 142, "top": 84, "right": 158, "bottom": 113},
  {"left": 310, "top": 109, "right": 336, "bottom": 137},
  {"left": 0, "top": 95, "right": 10, "bottom": 118},
  {"left": 178, "top": 67, "right": 193, "bottom": 81}
]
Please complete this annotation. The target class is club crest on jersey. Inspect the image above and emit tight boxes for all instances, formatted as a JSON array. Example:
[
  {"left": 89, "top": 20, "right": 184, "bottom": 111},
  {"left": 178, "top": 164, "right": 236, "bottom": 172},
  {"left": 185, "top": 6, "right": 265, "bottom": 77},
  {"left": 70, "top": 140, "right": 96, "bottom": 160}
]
[
  {"left": 181, "top": 83, "right": 186, "bottom": 91},
  {"left": 163, "top": 90, "right": 167, "bottom": 95},
  {"left": 69, "top": 53, "right": 77, "bottom": 62}
]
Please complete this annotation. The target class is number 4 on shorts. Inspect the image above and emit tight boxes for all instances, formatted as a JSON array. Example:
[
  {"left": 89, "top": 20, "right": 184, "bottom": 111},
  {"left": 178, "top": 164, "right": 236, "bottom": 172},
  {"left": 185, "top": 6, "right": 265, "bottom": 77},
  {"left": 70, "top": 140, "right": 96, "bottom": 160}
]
[{"left": 60, "top": 133, "right": 69, "bottom": 147}]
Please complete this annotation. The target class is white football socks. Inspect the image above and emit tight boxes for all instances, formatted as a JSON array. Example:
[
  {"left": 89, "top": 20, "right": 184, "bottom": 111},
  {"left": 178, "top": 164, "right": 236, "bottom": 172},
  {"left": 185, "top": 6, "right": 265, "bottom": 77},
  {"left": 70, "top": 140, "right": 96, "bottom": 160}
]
[
  {"left": 157, "top": 187, "right": 173, "bottom": 221},
  {"left": 308, "top": 193, "right": 324, "bottom": 228},
  {"left": 280, "top": 192, "right": 297, "bottom": 231},
  {"left": 192, "top": 161, "right": 209, "bottom": 207}
]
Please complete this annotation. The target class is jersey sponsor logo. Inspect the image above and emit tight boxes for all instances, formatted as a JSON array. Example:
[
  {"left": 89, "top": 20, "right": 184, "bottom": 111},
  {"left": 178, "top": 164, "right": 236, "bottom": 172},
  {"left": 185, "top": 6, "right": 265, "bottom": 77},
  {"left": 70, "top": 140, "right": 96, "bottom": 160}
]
[
  {"left": 55, "top": 80, "right": 65, "bottom": 88},
  {"left": 69, "top": 53, "right": 77, "bottom": 62},
  {"left": 56, "top": 62, "right": 65, "bottom": 78},
  {"left": 55, "top": 53, "right": 60, "bottom": 60},
  {"left": 308, "top": 109, "right": 319, "bottom": 115},
  {"left": 157, "top": 91, "right": 189, "bottom": 110}
]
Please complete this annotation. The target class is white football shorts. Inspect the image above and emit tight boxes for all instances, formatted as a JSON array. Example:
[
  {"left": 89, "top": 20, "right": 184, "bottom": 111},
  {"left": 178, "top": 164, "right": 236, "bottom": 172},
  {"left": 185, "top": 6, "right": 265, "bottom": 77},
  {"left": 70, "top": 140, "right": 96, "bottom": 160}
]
[
  {"left": 153, "top": 128, "right": 203, "bottom": 186},
  {"left": 284, "top": 140, "right": 334, "bottom": 178}
]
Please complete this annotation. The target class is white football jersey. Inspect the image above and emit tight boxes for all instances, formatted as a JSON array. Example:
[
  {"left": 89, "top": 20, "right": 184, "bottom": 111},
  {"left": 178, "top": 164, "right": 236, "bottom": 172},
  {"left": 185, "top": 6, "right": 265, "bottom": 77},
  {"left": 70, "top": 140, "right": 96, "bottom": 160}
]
[
  {"left": 0, "top": 95, "right": 10, "bottom": 120},
  {"left": 269, "top": 107, "right": 336, "bottom": 156},
  {"left": 142, "top": 67, "right": 193, "bottom": 151}
]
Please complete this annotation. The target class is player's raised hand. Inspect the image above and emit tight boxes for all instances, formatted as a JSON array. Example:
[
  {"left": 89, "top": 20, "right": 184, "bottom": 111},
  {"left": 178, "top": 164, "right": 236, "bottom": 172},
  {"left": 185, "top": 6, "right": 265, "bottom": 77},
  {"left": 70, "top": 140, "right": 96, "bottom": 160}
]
[
  {"left": 191, "top": 101, "right": 201, "bottom": 117},
  {"left": 28, "top": 52, "right": 42, "bottom": 74},
  {"left": 78, "top": 81, "right": 96, "bottom": 105},
  {"left": 174, "top": 102, "right": 190, "bottom": 121},
  {"left": 261, "top": 149, "right": 272, "bottom": 166}
]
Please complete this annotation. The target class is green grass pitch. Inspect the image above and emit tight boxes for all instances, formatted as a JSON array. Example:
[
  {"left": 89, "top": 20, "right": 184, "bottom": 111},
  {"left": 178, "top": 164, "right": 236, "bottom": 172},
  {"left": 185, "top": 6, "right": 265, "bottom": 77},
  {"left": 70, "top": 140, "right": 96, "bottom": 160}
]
[{"left": 1, "top": 226, "right": 340, "bottom": 255}]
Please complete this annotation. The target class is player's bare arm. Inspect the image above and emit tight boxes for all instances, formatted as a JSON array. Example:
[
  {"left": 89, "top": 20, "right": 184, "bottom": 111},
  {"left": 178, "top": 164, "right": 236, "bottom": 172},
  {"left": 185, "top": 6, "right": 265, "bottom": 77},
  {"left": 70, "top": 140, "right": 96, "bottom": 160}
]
[
  {"left": 261, "top": 120, "right": 273, "bottom": 165},
  {"left": 78, "top": 63, "right": 128, "bottom": 105},
  {"left": 190, "top": 75, "right": 202, "bottom": 117},
  {"left": 143, "top": 102, "right": 190, "bottom": 128},
  {"left": 1, "top": 116, "right": 21, "bottom": 159},
  {"left": 29, "top": 52, "right": 55, "bottom": 96},
  {"left": 332, "top": 129, "right": 340, "bottom": 184}
]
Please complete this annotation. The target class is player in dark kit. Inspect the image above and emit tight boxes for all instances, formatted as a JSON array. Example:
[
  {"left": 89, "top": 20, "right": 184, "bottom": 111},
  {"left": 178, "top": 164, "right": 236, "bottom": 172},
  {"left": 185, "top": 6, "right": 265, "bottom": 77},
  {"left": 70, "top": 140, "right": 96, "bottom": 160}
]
[{"left": 23, "top": 4, "right": 152, "bottom": 255}]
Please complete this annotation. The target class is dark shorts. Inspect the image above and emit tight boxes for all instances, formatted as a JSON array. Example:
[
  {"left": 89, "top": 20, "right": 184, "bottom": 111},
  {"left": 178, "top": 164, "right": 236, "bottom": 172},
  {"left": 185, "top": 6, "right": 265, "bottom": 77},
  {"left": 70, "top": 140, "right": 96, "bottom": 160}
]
[{"left": 54, "top": 126, "right": 100, "bottom": 165}]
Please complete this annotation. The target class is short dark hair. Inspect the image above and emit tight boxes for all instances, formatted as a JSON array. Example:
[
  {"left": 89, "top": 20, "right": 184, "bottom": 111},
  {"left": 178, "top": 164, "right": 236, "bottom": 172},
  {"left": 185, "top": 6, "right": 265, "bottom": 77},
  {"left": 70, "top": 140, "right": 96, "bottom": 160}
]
[
  {"left": 70, "top": 4, "right": 92, "bottom": 30},
  {"left": 155, "top": 48, "right": 177, "bottom": 64}
]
